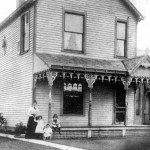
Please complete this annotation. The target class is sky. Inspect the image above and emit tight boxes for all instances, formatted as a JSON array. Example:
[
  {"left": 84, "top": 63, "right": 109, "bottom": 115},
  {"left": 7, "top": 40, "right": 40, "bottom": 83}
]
[{"left": 0, "top": 0, "right": 149, "bottom": 55}]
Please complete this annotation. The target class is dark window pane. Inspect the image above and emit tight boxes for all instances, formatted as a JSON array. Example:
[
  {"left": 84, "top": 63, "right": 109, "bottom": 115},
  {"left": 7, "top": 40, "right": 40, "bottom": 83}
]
[
  {"left": 117, "top": 22, "right": 126, "bottom": 40},
  {"left": 65, "top": 13, "right": 83, "bottom": 33},
  {"left": 64, "top": 32, "right": 82, "bottom": 51},
  {"left": 116, "top": 40, "right": 124, "bottom": 56},
  {"left": 116, "top": 112, "right": 125, "bottom": 122}
]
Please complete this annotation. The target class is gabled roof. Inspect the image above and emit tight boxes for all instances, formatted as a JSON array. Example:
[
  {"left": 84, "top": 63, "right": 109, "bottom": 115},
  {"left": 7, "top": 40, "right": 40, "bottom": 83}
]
[
  {"left": 36, "top": 53, "right": 127, "bottom": 74},
  {"left": 0, "top": 0, "right": 143, "bottom": 31},
  {"left": 122, "top": 55, "right": 150, "bottom": 74},
  {"left": 123, "top": 0, "right": 144, "bottom": 21},
  {"left": 0, "top": 0, "right": 37, "bottom": 31}
]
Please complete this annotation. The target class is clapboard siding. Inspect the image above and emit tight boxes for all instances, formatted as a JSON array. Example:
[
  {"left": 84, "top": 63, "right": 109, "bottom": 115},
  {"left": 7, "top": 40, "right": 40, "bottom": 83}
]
[
  {"left": 127, "top": 87, "right": 135, "bottom": 125},
  {"left": 0, "top": 6, "right": 34, "bottom": 127},
  {"left": 35, "top": 80, "right": 49, "bottom": 124},
  {"left": 92, "top": 86, "right": 113, "bottom": 125},
  {"left": 36, "top": 0, "right": 137, "bottom": 59}
]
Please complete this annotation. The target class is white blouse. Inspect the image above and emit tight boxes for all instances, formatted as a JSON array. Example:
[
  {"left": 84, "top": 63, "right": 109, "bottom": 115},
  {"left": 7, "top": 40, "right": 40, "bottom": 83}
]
[{"left": 27, "top": 106, "right": 39, "bottom": 117}]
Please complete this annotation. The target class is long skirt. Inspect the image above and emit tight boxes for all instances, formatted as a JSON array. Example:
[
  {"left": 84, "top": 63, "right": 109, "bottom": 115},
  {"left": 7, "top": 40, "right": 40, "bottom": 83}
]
[{"left": 25, "top": 116, "right": 37, "bottom": 139}]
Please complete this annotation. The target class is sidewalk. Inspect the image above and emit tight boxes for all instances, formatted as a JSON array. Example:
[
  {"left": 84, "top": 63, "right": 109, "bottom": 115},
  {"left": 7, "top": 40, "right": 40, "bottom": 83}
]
[{"left": 0, "top": 133, "right": 86, "bottom": 150}]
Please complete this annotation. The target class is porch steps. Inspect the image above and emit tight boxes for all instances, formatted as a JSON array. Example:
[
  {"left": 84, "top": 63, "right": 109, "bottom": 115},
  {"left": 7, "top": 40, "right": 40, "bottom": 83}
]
[{"left": 52, "top": 126, "right": 150, "bottom": 139}]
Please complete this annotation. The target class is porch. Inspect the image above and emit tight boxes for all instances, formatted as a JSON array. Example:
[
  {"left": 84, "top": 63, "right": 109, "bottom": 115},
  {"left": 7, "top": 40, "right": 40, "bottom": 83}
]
[{"left": 33, "top": 53, "right": 150, "bottom": 137}]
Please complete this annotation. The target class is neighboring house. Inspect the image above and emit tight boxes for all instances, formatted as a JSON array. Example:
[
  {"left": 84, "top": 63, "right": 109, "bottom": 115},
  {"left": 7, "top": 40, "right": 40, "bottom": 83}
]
[{"left": 0, "top": 0, "right": 149, "bottom": 137}]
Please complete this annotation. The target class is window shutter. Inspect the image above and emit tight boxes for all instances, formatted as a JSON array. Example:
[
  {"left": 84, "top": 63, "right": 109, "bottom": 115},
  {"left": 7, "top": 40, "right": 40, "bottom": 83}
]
[
  {"left": 17, "top": 17, "right": 21, "bottom": 54},
  {"left": 25, "top": 12, "right": 30, "bottom": 51}
]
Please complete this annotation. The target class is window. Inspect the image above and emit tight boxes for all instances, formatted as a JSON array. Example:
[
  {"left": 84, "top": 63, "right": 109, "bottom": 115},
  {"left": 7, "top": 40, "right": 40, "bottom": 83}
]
[
  {"left": 63, "top": 12, "right": 85, "bottom": 53},
  {"left": 116, "top": 21, "right": 127, "bottom": 57},
  {"left": 19, "top": 11, "right": 30, "bottom": 54},
  {"left": 63, "top": 82, "right": 83, "bottom": 115}
]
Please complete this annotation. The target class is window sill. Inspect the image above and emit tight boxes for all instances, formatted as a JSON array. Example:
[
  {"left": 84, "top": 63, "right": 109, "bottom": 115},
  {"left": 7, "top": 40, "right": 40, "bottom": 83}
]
[
  {"left": 19, "top": 50, "right": 29, "bottom": 55},
  {"left": 60, "top": 114, "right": 85, "bottom": 117},
  {"left": 114, "top": 56, "right": 127, "bottom": 59},
  {"left": 62, "top": 49, "right": 86, "bottom": 55}
]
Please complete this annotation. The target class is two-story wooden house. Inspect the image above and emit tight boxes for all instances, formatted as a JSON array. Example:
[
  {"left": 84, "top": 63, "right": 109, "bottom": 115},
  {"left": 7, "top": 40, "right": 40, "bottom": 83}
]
[{"left": 1, "top": 0, "right": 150, "bottom": 138}]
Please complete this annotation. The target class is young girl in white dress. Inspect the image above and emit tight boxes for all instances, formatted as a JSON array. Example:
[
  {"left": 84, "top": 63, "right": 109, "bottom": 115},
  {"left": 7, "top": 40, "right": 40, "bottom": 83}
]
[
  {"left": 43, "top": 124, "right": 53, "bottom": 140},
  {"left": 34, "top": 115, "right": 44, "bottom": 139}
]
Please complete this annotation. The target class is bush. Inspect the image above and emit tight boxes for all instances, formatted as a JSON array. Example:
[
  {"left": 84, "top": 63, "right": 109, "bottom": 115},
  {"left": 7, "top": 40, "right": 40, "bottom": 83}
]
[
  {"left": 15, "top": 122, "right": 26, "bottom": 135},
  {"left": 0, "top": 113, "right": 7, "bottom": 128}
]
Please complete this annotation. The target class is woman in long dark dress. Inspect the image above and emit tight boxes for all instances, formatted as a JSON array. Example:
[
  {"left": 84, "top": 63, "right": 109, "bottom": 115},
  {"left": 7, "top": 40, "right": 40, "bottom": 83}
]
[{"left": 25, "top": 100, "right": 39, "bottom": 139}]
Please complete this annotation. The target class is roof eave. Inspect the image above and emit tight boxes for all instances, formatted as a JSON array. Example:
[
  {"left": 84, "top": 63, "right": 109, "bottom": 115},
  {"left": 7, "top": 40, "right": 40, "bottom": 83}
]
[
  {"left": 0, "top": 0, "right": 37, "bottom": 31},
  {"left": 123, "top": 0, "right": 144, "bottom": 21}
]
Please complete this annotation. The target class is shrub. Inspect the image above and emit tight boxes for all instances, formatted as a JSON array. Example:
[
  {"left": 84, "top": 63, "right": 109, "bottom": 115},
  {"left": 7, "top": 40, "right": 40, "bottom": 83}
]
[
  {"left": 0, "top": 113, "right": 7, "bottom": 128},
  {"left": 15, "top": 122, "right": 26, "bottom": 135}
]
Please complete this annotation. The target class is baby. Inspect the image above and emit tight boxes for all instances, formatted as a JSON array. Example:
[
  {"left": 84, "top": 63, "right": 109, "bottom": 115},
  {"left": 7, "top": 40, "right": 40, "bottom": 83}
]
[{"left": 43, "top": 124, "right": 53, "bottom": 140}]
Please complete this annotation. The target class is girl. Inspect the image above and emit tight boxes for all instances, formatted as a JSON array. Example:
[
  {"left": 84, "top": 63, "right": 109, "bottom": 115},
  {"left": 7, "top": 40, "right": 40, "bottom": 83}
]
[
  {"left": 25, "top": 100, "right": 39, "bottom": 139},
  {"left": 51, "top": 114, "right": 61, "bottom": 135},
  {"left": 43, "top": 124, "right": 53, "bottom": 140},
  {"left": 34, "top": 115, "right": 44, "bottom": 139}
]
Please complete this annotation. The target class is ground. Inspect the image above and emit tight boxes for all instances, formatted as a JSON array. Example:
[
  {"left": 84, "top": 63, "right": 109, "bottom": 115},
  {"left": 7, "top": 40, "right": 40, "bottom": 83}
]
[
  {"left": 1, "top": 136, "right": 150, "bottom": 150},
  {"left": 0, "top": 137, "right": 59, "bottom": 150},
  {"left": 52, "top": 136, "right": 150, "bottom": 150}
]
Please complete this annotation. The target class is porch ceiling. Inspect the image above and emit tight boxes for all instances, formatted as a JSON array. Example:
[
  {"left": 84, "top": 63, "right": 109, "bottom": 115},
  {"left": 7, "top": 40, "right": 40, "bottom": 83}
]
[{"left": 36, "top": 53, "right": 127, "bottom": 74}]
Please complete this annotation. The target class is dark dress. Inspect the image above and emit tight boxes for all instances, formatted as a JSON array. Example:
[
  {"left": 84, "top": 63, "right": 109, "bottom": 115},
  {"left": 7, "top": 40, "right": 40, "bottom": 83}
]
[
  {"left": 25, "top": 115, "right": 37, "bottom": 139},
  {"left": 25, "top": 106, "right": 39, "bottom": 139}
]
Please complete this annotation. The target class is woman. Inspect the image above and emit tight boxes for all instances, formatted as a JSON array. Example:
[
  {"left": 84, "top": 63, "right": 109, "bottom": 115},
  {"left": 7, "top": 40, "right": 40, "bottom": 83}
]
[{"left": 25, "top": 100, "right": 39, "bottom": 139}]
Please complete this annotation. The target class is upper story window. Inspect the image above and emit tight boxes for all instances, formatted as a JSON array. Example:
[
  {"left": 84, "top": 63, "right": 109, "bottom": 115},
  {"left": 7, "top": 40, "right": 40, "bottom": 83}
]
[
  {"left": 116, "top": 21, "right": 127, "bottom": 58},
  {"left": 63, "top": 11, "right": 85, "bottom": 53},
  {"left": 19, "top": 11, "right": 30, "bottom": 54}
]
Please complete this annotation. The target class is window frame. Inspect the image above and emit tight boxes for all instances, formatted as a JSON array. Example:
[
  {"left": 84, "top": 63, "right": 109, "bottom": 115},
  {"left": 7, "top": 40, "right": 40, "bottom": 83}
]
[
  {"left": 115, "top": 18, "right": 128, "bottom": 58},
  {"left": 62, "top": 9, "right": 86, "bottom": 54},
  {"left": 19, "top": 11, "right": 30, "bottom": 55},
  {"left": 60, "top": 82, "right": 85, "bottom": 116}
]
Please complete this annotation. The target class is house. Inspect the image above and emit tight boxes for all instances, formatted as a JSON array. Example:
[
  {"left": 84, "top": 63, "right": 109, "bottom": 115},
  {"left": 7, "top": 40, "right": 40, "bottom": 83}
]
[{"left": 0, "top": 0, "right": 150, "bottom": 138}]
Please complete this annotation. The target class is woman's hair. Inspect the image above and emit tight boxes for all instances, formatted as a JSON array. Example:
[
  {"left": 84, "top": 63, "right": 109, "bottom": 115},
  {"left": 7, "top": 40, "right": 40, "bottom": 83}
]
[
  {"left": 33, "top": 100, "right": 37, "bottom": 104},
  {"left": 53, "top": 114, "right": 58, "bottom": 118}
]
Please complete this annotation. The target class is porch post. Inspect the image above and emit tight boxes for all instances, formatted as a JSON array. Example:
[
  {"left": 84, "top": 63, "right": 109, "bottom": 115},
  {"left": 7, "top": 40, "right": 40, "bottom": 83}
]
[
  {"left": 89, "top": 87, "right": 92, "bottom": 126},
  {"left": 123, "top": 77, "right": 131, "bottom": 126},
  {"left": 33, "top": 74, "right": 38, "bottom": 103},
  {"left": 46, "top": 71, "right": 57, "bottom": 124},
  {"left": 85, "top": 74, "right": 97, "bottom": 127}
]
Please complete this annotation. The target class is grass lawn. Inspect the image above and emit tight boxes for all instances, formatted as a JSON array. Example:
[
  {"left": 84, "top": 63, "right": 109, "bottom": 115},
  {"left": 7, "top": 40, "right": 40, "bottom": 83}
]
[
  {"left": 0, "top": 137, "right": 59, "bottom": 150},
  {"left": 51, "top": 136, "right": 150, "bottom": 150}
]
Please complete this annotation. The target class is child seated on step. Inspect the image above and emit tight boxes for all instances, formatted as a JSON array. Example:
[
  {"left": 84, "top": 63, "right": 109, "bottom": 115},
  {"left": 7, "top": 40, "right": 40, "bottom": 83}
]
[
  {"left": 34, "top": 115, "right": 44, "bottom": 139},
  {"left": 43, "top": 124, "right": 53, "bottom": 140},
  {"left": 51, "top": 114, "right": 61, "bottom": 135}
]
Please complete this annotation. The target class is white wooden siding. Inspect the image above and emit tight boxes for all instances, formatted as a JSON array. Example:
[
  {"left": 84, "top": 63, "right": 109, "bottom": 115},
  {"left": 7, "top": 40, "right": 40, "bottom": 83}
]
[
  {"left": 35, "top": 81, "right": 49, "bottom": 124},
  {"left": 127, "top": 87, "right": 135, "bottom": 125},
  {"left": 92, "top": 86, "right": 113, "bottom": 125},
  {"left": 36, "top": 0, "right": 137, "bottom": 59},
  {"left": 0, "top": 6, "right": 34, "bottom": 127}
]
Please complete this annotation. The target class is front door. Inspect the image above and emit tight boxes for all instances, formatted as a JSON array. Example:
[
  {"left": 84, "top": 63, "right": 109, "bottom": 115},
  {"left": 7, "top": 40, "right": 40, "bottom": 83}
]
[{"left": 115, "top": 85, "right": 126, "bottom": 124}]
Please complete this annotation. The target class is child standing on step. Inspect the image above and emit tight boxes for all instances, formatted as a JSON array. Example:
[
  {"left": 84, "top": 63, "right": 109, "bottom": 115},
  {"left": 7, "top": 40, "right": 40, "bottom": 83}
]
[
  {"left": 51, "top": 114, "right": 61, "bottom": 135},
  {"left": 34, "top": 115, "right": 44, "bottom": 139}
]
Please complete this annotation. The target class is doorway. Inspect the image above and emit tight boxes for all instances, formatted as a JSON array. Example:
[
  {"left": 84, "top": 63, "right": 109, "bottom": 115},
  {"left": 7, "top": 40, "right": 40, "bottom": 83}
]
[{"left": 115, "top": 84, "right": 126, "bottom": 124}]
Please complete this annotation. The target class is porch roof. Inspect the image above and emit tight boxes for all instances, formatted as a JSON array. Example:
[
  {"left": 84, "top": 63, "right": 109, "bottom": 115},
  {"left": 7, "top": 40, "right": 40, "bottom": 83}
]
[
  {"left": 122, "top": 55, "right": 150, "bottom": 74},
  {"left": 36, "top": 53, "right": 127, "bottom": 74}
]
